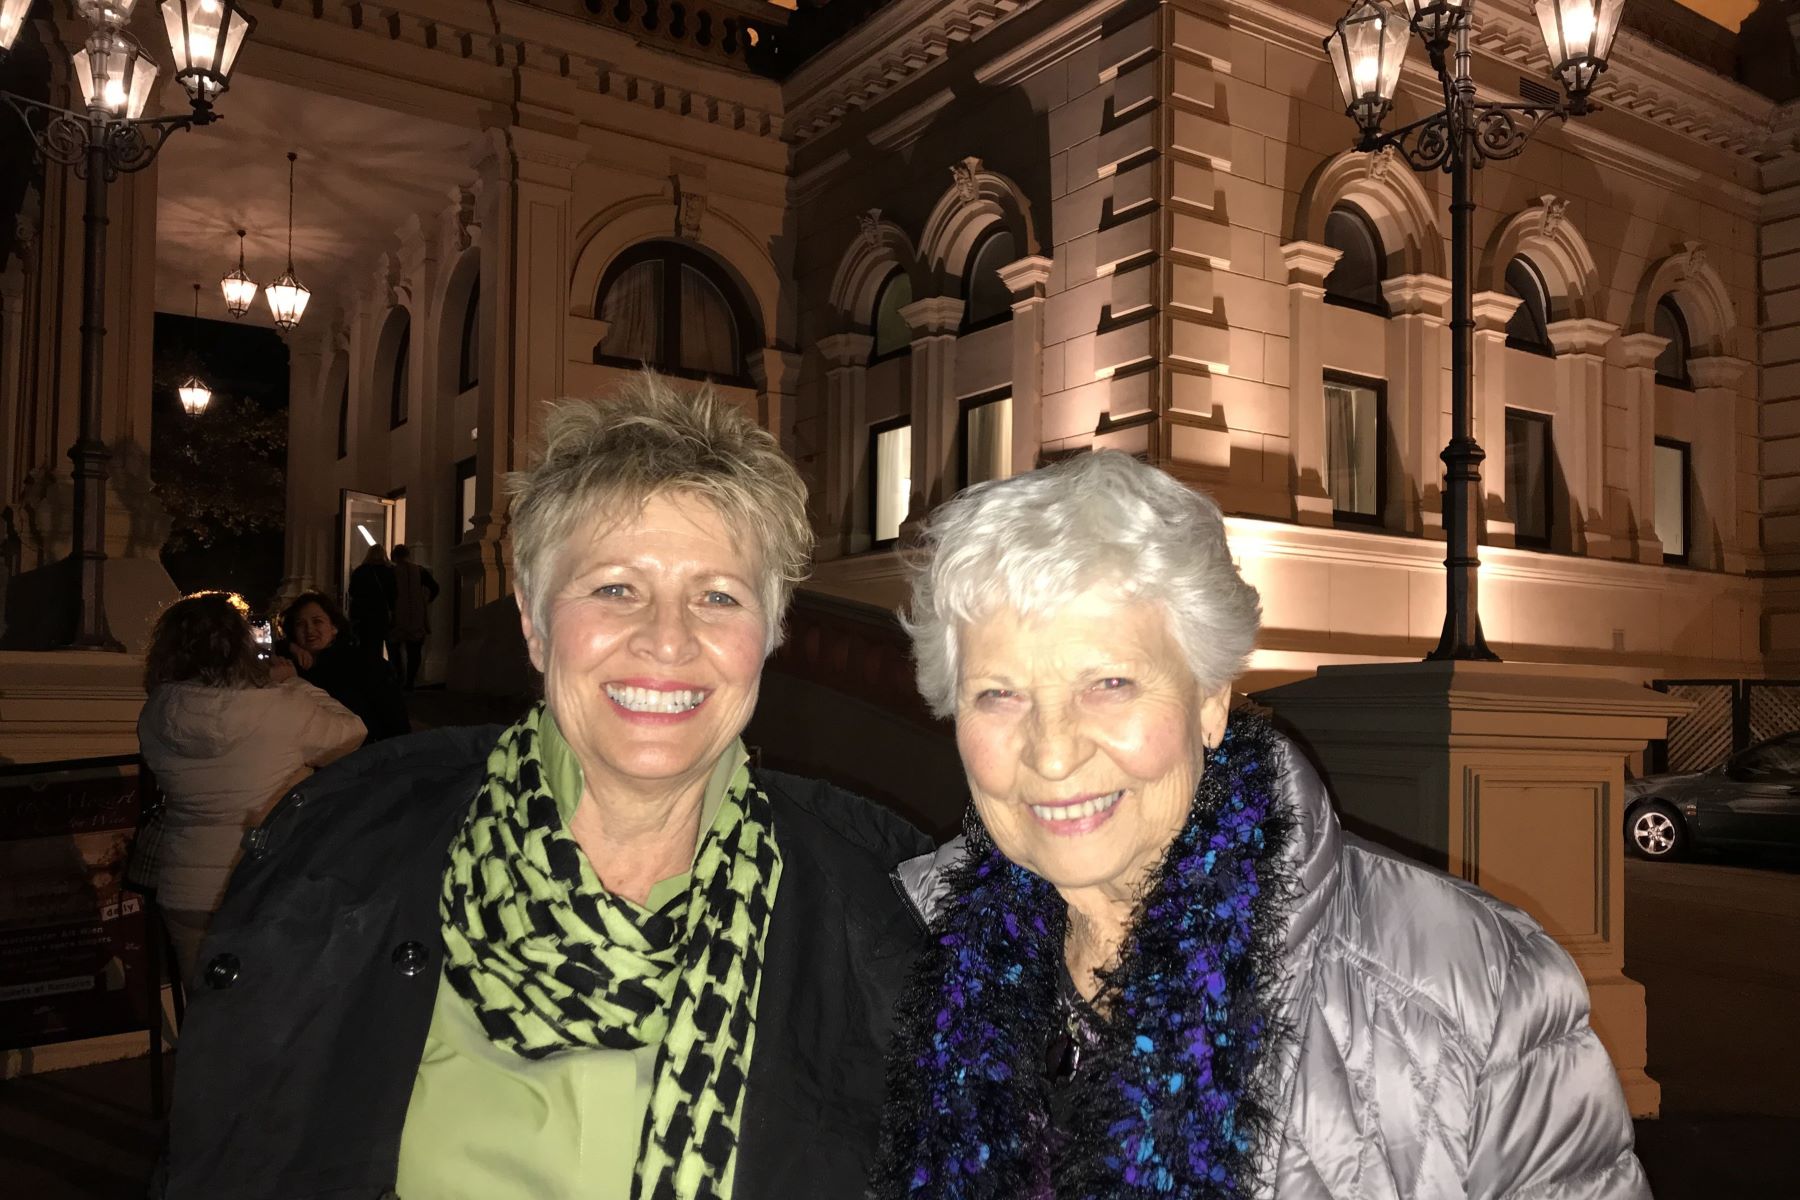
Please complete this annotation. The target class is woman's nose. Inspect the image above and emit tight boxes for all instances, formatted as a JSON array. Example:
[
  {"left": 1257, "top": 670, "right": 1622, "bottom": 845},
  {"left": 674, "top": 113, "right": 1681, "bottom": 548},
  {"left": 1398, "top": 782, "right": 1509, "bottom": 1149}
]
[
  {"left": 631, "top": 598, "right": 698, "bottom": 661},
  {"left": 1024, "top": 703, "right": 1090, "bottom": 781}
]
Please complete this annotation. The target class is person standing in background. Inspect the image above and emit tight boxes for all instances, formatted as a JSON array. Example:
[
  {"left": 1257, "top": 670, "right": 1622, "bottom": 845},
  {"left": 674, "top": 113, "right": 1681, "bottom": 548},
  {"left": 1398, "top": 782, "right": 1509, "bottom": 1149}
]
[
  {"left": 388, "top": 543, "right": 439, "bottom": 690},
  {"left": 348, "top": 543, "right": 396, "bottom": 663}
]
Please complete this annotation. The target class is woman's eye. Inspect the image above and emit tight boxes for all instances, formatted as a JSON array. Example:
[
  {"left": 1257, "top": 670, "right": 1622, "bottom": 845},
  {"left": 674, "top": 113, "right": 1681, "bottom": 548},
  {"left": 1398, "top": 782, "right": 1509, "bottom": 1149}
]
[
  {"left": 976, "top": 688, "right": 1016, "bottom": 704},
  {"left": 1093, "top": 677, "right": 1133, "bottom": 692},
  {"left": 702, "top": 591, "right": 740, "bottom": 607},
  {"left": 594, "top": 583, "right": 631, "bottom": 599}
]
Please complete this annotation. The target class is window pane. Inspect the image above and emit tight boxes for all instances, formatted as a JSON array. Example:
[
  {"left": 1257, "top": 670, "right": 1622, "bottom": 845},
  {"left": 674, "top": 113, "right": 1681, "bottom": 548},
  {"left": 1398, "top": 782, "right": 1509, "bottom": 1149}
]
[
  {"left": 873, "top": 275, "right": 914, "bottom": 358},
  {"left": 1506, "top": 411, "right": 1551, "bottom": 545},
  {"left": 1504, "top": 257, "right": 1550, "bottom": 349},
  {"left": 1325, "top": 381, "right": 1380, "bottom": 519},
  {"left": 1655, "top": 441, "right": 1687, "bottom": 560},
  {"left": 873, "top": 424, "right": 912, "bottom": 543},
  {"left": 965, "top": 231, "right": 1016, "bottom": 326},
  {"left": 1654, "top": 297, "right": 1687, "bottom": 382},
  {"left": 598, "top": 260, "right": 664, "bottom": 364},
  {"left": 1323, "top": 208, "right": 1383, "bottom": 308},
  {"left": 963, "top": 397, "right": 1012, "bottom": 487},
  {"left": 678, "top": 265, "right": 740, "bottom": 377},
  {"left": 460, "top": 473, "right": 476, "bottom": 539},
  {"left": 391, "top": 319, "right": 410, "bottom": 427},
  {"left": 336, "top": 376, "right": 349, "bottom": 459}
]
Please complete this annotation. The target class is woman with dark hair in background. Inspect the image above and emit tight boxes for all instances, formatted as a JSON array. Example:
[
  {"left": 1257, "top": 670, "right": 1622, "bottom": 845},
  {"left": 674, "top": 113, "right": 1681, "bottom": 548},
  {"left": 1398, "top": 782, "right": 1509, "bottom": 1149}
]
[
  {"left": 280, "top": 591, "right": 411, "bottom": 741},
  {"left": 136, "top": 592, "right": 366, "bottom": 981}
]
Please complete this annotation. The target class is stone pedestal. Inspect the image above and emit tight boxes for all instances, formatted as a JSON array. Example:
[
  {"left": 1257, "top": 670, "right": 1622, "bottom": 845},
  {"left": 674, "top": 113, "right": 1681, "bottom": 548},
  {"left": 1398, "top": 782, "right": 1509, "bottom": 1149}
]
[
  {"left": 1256, "top": 660, "right": 1683, "bottom": 1117},
  {"left": 0, "top": 650, "right": 147, "bottom": 764}
]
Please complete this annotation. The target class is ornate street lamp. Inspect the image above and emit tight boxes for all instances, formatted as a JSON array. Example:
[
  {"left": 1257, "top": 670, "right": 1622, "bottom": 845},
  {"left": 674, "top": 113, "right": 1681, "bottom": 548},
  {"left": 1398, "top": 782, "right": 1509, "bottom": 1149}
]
[
  {"left": 265, "top": 151, "right": 310, "bottom": 330},
  {"left": 178, "top": 284, "right": 212, "bottom": 415},
  {"left": 1325, "top": 0, "right": 1623, "bottom": 660},
  {"left": 1, "top": 0, "right": 256, "bottom": 649},
  {"left": 220, "top": 227, "right": 256, "bottom": 317}
]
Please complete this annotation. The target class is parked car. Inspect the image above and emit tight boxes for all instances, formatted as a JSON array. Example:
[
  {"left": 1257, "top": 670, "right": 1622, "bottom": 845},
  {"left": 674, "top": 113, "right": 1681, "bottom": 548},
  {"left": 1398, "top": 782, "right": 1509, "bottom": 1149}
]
[{"left": 1625, "top": 731, "right": 1800, "bottom": 859}]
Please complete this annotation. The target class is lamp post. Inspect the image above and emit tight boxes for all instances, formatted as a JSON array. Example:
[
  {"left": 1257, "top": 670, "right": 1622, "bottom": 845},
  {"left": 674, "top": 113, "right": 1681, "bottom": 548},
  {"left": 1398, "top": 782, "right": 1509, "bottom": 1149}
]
[
  {"left": 1, "top": 0, "right": 254, "bottom": 650},
  {"left": 1325, "top": 0, "right": 1623, "bottom": 660}
]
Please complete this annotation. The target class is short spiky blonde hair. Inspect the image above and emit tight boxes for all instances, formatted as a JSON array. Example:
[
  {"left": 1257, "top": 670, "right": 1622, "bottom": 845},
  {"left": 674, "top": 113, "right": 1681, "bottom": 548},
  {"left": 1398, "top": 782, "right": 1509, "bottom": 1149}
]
[{"left": 507, "top": 373, "right": 812, "bottom": 652}]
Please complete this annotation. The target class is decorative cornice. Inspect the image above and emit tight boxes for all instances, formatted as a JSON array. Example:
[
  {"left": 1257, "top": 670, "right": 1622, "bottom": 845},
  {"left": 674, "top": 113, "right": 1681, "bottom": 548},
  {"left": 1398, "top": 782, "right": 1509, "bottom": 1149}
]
[
  {"left": 818, "top": 331, "right": 874, "bottom": 367},
  {"left": 782, "top": 0, "right": 1034, "bottom": 145},
  {"left": 997, "top": 254, "right": 1053, "bottom": 299},
  {"left": 1546, "top": 316, "right": 1619, "bottom": 357},
  {"left": 972, "top": 0, "right": 1120, "bottom": 88},
  {"left": 1381, "top": 273, "right": 1453, "bottom": 320},
  {"left": 1617, "top": 331, "right": 1669, "bottom": 369},
  {"left": 899, "top": 295, "right": 966, "bottom": 336},
  {"left": 1472, "top": 290, "right": 1524, "bottom": 332},
  {"left": 1281, "top": 240, "right": 1341, "bottom": 290},
  {"left": 1689, "top": 354, "right": 1752, "bottom": 390},
  {"left": 867, "top": 88, "right": 955, "bottom": 150}
]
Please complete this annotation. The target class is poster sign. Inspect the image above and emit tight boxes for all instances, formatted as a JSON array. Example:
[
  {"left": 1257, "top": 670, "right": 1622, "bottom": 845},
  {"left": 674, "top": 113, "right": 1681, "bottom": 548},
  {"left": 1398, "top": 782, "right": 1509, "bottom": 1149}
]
[{"left": 0, "top": 755, "right": 151, "bottom": 1049}]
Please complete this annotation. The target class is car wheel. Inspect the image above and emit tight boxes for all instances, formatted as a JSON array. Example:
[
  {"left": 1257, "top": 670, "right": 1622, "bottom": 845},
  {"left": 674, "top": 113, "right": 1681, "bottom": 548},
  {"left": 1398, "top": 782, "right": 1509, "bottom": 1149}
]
[{"left": 1628, "top": 802, "right": 1686, "bottom": 860}]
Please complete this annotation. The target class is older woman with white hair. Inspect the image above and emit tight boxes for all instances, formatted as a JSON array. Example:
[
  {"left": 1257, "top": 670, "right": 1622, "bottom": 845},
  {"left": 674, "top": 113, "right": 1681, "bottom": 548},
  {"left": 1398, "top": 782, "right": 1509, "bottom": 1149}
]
[
  {"left": 158, "top": 375, "right": 933, "bottom": 1200},
  {"left": 874, "top": 451, "right": 1649, "bottom": 1199}
]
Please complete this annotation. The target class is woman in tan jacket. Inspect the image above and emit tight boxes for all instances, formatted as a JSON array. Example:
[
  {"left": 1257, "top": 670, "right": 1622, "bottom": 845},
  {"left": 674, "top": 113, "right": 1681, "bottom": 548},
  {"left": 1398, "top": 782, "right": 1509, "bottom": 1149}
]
[{"left": 136, "top": 592, "right": 366, "bottom": 981}]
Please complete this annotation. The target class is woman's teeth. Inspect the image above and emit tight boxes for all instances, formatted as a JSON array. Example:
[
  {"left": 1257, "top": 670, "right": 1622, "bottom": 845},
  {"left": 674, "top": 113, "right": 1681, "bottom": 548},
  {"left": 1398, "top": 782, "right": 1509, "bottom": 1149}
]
[
  {"left": 606, "top": 685, "right": 705, "bottom": 714},
  {"left": 1030, "top": 791, "right": 1123, "bottom": 823}
]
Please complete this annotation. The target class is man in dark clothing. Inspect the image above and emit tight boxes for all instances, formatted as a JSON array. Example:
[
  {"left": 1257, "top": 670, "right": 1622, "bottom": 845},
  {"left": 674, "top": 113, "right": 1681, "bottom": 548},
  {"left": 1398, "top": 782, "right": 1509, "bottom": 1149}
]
[
  {"left": 347, "top": 544, "right": 397, "bottom": 663},
  {"left": 387, "top": 544, "right": 440, "bottom": 690}
]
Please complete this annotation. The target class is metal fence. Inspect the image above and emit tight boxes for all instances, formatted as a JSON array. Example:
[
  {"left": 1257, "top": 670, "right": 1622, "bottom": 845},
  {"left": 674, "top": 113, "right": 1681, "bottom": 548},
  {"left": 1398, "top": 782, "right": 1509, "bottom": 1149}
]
[{"left": 1651, "top": 679, "right": 1800, "bottom": 772}]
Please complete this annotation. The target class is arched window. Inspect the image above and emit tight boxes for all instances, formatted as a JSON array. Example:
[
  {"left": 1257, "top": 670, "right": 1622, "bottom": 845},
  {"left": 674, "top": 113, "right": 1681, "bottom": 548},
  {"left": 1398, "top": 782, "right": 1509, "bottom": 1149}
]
[
  {"left": 385, "top": 311, "right": 411, "bottom": 429},
  {"left": 871, "top": 271, "right": 914, "bottom": 361},
  {"left": 593, "top": 242, "right": 754, "bottom": 383},
  {"left": 336, "top": 375, "right": 349, "bottom": 460},
  {"left": 963, "top": 228, "right": 1016, "bottom": 329},
  {"left": 1504, "top": 257, "right": 1552, "bottom": 353},
  {"left": 457, "top": 278, "right": 480, "bottom": 393},
  {"left": 1654, "top": 295, "right": 1690, "bottom": 387},
  {"left": 1323, "top": 205, "right": 1386, "bottom": 312}
]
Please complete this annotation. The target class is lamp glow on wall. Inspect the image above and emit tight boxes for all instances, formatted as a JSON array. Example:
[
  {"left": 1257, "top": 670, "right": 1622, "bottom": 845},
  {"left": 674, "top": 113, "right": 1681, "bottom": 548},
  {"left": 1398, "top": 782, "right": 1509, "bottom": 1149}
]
[
  {"left": 265, "top": 151, "right": 310, "bottom": 330},
  {"left": 177, "top": 284, "right": 212, "bottom": 416},
  {"left": 221, "top": 227, "right": 256, "bottom": 317}
]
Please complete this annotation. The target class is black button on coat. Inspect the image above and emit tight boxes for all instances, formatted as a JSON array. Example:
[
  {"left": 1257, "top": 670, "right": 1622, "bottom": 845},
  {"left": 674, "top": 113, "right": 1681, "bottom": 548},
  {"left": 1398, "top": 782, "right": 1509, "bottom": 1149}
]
[{"left": 155, "top": 726, "right": 935, "bottom": 1200}]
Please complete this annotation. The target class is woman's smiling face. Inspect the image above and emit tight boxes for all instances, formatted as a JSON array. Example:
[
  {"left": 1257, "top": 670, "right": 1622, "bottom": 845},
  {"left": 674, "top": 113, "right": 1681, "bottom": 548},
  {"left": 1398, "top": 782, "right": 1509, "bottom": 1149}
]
[
  {"left": 518, "top": 491, "right": 768, "bottom": 806},
  {"left": 953, "top": 584, "right": 1231, "bottom": 908}
]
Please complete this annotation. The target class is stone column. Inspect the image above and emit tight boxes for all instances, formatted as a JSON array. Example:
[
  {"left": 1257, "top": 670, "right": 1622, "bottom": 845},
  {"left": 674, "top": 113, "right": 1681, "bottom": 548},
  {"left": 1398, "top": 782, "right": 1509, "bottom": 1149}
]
[
  {"left": 899, "top": 296, "right": 966, "bottom": 521},
  {"left": 1548, "top": 318, "right": 1619, "bottom": 556},
  {"left": 1470, "top": 291, "right": 1521, "bottom": 546},
  {"left": 1258, "top": 661, "right": 1682, "bottom": 1117},
  {"left": 1688, "top": 355, "right": 1751, "bottom": 573},
  {"left": 816, "top": 333, "right": 874, "bottom": 560},
  {"left": 1615, "top": 333, "right": 1667, "bottom": 563},
  {"left": 280, "top": 327, "right": 330, "bottom": 602},
  {"left": 1281, "top": 241, "right": 1341, "bottom": 526},
  {"left": 748, "top": 346, "right": 802, "bottom": 449},
  {"left": 998, "top": 256, "right": 1053, "bottom": 477},
  {"left": 1381, "top": 274, "right": 1452, "bottom": 537}
]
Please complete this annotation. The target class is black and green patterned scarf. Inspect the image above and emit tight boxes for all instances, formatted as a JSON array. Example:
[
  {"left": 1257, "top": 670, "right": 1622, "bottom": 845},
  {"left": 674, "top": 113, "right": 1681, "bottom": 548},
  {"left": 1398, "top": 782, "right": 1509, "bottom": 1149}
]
[{"left": 440, "top": 704, "right": 783, "bottom": 1200}]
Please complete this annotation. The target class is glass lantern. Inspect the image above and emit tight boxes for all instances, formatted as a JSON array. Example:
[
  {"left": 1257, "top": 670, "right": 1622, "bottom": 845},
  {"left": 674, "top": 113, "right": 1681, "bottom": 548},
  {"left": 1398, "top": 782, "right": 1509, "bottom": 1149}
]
[{"left": 1326, "top": 0, "right": 1412, "bottom": 140}]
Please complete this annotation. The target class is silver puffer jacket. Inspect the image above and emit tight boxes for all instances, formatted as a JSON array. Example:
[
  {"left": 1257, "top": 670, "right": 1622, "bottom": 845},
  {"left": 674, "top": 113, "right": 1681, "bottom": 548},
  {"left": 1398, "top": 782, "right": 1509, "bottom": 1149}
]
[{"left": 895, "top": 734, "right": 1650, "bottom": 1199}]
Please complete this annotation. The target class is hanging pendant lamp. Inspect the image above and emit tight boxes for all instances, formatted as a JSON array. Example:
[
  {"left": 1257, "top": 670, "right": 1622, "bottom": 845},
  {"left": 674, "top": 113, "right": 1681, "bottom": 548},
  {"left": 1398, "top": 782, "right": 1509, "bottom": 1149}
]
[
  {"left": 220, "top": 227, "right": 257, "bottom": 317},
  {"left": 178, "top": 284, "right": 213, "bottom": 415},
  {"left": 265, "top": 151, "right": 310, "bottom": 330}
]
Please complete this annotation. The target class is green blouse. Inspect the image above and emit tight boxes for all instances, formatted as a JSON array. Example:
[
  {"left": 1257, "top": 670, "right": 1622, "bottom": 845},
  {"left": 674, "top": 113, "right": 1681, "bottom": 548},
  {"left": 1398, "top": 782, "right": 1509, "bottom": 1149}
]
[{"left": 394, "top": 714, "right": 745, "bottom": 1200}]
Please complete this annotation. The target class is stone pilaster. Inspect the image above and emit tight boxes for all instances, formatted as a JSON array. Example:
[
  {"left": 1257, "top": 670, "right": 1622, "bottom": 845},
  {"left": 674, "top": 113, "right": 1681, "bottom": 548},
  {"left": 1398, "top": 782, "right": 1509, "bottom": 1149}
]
[
  {"left": 1471, "top": 291, "right": 1522, "bottom": 547},
  {"left": 1548, "top": 318, "right": 1620, "bottom": 556},
  {"left": 816, "top": 333, "right": 874, "bottom": 560},
  {"left": 1616, "top": 333, "right": 1668, "bottom": 564},
  {"left": 1689, "top": 355, "right": 1752, "bottom": 573},
  {"left": 1381, "top": 274, "right": 1453, "bottom": 538},
  {"left": 1282, "top": 241, "right": 1342, "bottom": 526},
  {"left": 748, "top": 347, "right": 802, "bottom": 454},
  {"left": 998, "top": 256, "right": 1052, "bottom": 476},
  {"left": 899, "top": 295, "right": 965, "bottom": 521}
]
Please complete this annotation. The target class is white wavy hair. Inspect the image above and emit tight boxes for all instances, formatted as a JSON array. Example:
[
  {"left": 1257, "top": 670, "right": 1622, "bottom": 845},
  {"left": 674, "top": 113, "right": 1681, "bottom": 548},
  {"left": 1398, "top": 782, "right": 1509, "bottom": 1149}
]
[{"left": 903, "top": 451, "right": 1262, "bottom": 718}]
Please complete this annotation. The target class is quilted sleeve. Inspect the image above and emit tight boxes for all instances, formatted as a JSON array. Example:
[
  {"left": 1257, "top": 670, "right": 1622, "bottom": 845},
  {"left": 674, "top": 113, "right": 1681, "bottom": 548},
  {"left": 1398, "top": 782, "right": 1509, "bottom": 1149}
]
[{"left": 1467, "top": 928, "right": 1651, "bottom": 1200}]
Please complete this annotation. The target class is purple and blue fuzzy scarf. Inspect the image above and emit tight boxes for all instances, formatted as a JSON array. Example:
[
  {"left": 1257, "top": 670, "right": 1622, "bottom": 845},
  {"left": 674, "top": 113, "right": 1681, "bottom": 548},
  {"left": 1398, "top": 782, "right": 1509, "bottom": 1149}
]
[{"left": 873, "top": 714, "right": 1295, "bottom": 1200}]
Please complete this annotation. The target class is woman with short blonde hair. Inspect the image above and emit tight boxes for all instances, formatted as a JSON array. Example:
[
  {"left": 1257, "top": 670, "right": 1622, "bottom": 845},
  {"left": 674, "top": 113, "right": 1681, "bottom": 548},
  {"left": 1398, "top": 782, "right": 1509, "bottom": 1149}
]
[{"left": 161, "top": 373, "right": 933, "bottom": 1200}]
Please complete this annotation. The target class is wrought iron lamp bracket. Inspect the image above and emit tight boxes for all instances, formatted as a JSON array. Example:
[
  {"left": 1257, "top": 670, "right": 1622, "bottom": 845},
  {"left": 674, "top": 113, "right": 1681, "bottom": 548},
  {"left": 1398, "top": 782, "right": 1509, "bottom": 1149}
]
[
  {"left": 1360, "top": 98, "right": 1568, "bottom": 173},
  {"left": 1, "top": 90, "right": 214, "bottom": 176}
]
